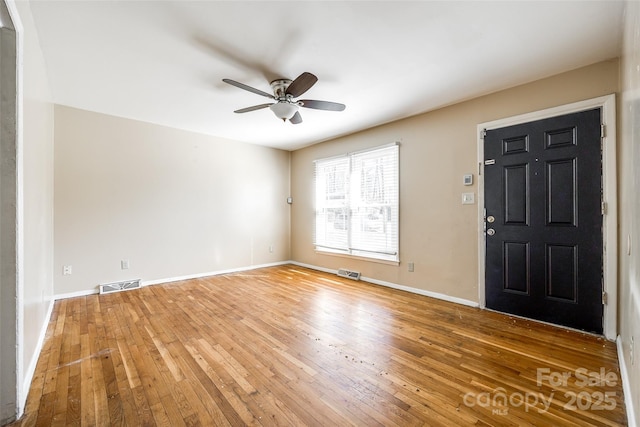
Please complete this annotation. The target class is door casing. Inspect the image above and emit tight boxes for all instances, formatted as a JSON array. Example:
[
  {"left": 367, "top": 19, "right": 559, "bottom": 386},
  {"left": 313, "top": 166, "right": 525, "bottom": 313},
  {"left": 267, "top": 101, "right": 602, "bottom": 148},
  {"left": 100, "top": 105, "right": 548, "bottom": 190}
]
[{"left": 477, "top": 94, "right": 617, "bottom": 340}]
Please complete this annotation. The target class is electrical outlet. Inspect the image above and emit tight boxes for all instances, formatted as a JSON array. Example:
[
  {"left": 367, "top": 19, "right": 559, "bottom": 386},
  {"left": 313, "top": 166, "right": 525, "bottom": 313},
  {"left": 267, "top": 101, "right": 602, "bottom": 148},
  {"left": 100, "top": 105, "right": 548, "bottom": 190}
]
[
  {"left": 269, "top": 244, "right": 274, "bottom": 253},
  {"left": 63, "top": 265, "right": 72, "bottom": 275},
  {"left": 121, "top": 260, "right": 130, "bottom": 270},
  {"left": 408, "top": 262, "right": 414, "bottom": 272}
]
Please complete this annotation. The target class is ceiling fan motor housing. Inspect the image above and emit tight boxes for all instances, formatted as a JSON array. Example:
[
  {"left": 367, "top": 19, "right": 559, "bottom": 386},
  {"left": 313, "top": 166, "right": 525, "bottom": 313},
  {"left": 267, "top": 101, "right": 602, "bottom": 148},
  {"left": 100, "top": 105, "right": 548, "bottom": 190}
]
[{"left": 270, "top": 79, "right": 293, "bottom": 101}]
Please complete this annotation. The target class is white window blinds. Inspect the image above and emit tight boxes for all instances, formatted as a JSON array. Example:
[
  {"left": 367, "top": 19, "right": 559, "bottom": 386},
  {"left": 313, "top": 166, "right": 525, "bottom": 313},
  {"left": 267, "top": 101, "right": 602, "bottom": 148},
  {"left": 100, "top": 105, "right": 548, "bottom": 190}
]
[{"left": 314, "top": 144, "right": 399, "bottom": 262}]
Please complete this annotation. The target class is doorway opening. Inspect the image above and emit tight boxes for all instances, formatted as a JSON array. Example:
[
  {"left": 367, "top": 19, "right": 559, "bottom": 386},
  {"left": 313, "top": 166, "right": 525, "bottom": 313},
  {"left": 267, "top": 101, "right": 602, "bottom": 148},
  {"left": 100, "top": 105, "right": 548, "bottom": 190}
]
[{"left": 477, "top": 95, "right": 617, "bottom": 339}]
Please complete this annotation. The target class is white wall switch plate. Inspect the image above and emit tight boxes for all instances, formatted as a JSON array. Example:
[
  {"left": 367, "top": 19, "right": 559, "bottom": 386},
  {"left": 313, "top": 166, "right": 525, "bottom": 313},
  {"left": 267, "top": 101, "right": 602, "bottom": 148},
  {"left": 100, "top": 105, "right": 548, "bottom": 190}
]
[{"left": 462, "top": 193, "right": 475, "bottom": 205}]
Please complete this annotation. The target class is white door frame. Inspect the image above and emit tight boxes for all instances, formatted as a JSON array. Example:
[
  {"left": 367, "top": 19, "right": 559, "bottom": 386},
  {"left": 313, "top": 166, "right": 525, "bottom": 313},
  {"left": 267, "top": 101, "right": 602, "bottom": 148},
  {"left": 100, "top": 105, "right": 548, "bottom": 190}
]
[
  {"left": 477, "top": 94, "right": 617, "bottom": 340},
  {"left": 0, "top": 0, "right": 20, "bottom": 423}
]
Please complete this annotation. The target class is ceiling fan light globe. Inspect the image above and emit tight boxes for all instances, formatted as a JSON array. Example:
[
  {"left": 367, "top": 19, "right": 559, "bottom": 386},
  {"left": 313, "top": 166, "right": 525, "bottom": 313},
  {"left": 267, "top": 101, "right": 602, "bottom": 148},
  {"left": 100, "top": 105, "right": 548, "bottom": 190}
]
[{"left": 270, "top": 102, "right": 298, "bottom": 120}]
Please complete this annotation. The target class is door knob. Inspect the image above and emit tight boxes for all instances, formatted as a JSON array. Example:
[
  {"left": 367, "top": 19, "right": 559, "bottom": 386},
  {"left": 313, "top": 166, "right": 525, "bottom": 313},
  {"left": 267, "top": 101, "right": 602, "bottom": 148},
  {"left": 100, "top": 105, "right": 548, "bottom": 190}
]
[{"left": 487, "top": 228, "right": 496, "bottom": 236}]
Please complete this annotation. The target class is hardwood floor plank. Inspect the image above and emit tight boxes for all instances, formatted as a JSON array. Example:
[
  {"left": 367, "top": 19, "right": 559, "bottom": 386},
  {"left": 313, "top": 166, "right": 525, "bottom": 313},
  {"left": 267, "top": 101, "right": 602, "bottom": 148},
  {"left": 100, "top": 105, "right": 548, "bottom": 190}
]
[
  {"left": 88, "top": 299, "right": 112, "bottom": 426},
  {"left": 79, "top": 335, "right": 95, "bottom": 426},
  {"left": 199, "top": 340, "right": 257, "bottom": 395},
  {"left": 183, "top": 341, "right": 257, "bottom": 425},
  {"left": 130, "top": 384, "right": 155, "bottom": 426},
  {"left": 10, "top": 265, "right": 628, "bottom": 426},
  {"left": 167, "top": 341, "right": 233, "bottom": 426},
  {"left": 49, "top": 365, "right": 69, "bottom": 427},
  {"left": 33, "top": 392, "right": 54, "bottom": 427},
  {"left": 64, "top": 362, "right": 81, "bottom": 425}
]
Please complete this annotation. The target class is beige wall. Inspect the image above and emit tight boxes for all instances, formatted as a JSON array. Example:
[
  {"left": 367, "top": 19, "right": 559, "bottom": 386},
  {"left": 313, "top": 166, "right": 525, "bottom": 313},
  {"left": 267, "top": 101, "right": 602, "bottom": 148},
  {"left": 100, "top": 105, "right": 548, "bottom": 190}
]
[
  {"left": 619, "top": 0, "right": 640, "bottom": 422},
  {"left": 291, "top": 59, "right": 619, "bottom": 304},
  {"left": 54, "top": 106, "right": 291, "bottom": 295}
]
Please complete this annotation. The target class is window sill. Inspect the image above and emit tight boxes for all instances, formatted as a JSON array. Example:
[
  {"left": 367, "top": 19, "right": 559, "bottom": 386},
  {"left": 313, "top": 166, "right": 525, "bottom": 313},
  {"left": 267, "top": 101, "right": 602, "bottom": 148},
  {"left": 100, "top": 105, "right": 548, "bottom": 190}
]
[{"left": 314, "top": 248, "right": 400, "bottom": 266}]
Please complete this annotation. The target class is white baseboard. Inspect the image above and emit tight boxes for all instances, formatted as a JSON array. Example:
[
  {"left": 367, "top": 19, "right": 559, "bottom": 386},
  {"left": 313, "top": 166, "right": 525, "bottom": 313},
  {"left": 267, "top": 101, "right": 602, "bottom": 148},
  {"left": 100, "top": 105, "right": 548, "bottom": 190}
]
[
  {"left": 53, "top": 261, "right": 292, "bottom": 301},
  {"left": 288, "top": 261, "right": 336, "bottom": 275},
  {"left": 289, "top": 261, "right": 479, "bottom": 308},
  {"left": 617, "top": 335, "right": 637, "bottom": 427},
  {"left": 54, "top": 288, "right": 98, "bottom": 300},
  {"left": 141, "top": 261, "right": 291, "bottom": 287},
  {"left": 20, "top": 298, "right": 55, "bottom": 416}
]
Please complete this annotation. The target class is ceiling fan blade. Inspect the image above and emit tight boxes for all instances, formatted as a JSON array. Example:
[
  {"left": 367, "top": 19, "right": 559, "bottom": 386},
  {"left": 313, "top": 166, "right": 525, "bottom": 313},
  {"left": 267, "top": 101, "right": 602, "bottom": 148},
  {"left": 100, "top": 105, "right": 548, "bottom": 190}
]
[
  {"left": 223, "top": 79, "right": 274, "bottom": 99},
  {"left": 289, "top": 111, "right": 303, "bottom": 124},
  {"left": 285, "top": 72, "right": 318, "bottom": 97},
  {"left": 234, "top": 103, "right": 273, "bottom": 113},
  {"left": 299, "top": 99, "right": 346, "bottom": 111}
]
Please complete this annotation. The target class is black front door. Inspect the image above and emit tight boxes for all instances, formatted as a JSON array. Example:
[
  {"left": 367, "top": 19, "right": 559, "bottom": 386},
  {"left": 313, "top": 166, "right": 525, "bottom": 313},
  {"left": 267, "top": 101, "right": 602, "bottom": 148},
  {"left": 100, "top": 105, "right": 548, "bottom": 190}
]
[{"left": 484, "top": 108, "right": 603, "bottom": 334}]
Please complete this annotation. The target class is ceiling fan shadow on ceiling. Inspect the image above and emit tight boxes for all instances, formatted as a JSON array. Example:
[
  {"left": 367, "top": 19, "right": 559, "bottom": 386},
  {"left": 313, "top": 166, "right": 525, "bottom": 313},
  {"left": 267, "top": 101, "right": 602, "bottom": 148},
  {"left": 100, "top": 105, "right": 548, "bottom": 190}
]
[{"left": 222, "top": 72, "right": 345, "bottom": 124}]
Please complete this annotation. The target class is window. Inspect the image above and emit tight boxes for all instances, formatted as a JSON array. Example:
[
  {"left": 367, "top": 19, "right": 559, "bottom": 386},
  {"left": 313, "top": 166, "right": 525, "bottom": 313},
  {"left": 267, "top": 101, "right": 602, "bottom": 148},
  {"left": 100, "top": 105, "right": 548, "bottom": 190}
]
[{"left": 314, "top": 144, "right": 399, "bottom": 262}]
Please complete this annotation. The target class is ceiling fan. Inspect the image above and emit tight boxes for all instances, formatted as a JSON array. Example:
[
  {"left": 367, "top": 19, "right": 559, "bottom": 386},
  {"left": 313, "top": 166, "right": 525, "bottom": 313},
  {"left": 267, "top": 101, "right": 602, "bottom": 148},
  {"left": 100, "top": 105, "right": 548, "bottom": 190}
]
[{"left": 222, "top": 72, "right": 345, "bottom": 124}]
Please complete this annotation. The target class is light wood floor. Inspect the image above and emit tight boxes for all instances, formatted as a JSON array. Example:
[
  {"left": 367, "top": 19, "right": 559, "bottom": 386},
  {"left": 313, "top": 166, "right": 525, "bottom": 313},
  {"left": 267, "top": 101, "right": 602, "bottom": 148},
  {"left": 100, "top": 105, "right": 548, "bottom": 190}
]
[{"left": 11, "top": 265, "right": 626, "bottom": 426}]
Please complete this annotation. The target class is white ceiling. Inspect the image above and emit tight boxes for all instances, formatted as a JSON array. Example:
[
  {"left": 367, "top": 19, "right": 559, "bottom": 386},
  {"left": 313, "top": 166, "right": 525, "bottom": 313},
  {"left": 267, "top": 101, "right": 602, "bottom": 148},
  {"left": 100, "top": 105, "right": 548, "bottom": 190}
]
[{"left": 28, "top": 1, "right": 624, "bottom": 151}]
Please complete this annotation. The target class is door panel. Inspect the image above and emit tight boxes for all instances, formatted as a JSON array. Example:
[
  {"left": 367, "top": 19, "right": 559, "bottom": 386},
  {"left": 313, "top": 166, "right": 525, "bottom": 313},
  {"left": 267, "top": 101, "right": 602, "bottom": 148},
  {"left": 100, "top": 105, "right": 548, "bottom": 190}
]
[
  {"left": 546, "top": 244, "right": 577, "bottom": 302},
  {"left": 547, "top": 159, "right": 576, "bottom": 225},
  {"left": 484, "top": 108, "right": 603, "bottom": 333},
  {"left": 504, "top": 164, "right": 529, "bottom": 225},
  {"left": 504, "top": 241, "right": 529, "bottom": 294}
]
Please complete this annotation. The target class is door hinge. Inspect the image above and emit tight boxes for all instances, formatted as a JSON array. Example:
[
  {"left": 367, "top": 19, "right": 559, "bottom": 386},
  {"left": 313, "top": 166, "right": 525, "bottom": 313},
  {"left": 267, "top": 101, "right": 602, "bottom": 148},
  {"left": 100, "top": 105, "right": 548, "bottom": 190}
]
[
  {"left": 602, "top": 291, "right": 608, "bottom": 305},
  {"left": 602, "top": 201, "right": 607, "bottom": 215},
  {"left": 481, "top": 129, "right": 487, "bottom": 139},
  {"left": 601, "top": 124, "right": 606, "bottom": 138}
]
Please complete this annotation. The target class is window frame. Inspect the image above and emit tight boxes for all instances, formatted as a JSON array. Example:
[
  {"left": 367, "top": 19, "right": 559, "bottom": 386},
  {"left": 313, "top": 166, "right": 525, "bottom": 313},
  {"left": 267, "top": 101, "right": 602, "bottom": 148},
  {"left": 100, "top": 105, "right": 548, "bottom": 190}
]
[{"left": 313, "top": 143, "right": 399, "bottom": 264}]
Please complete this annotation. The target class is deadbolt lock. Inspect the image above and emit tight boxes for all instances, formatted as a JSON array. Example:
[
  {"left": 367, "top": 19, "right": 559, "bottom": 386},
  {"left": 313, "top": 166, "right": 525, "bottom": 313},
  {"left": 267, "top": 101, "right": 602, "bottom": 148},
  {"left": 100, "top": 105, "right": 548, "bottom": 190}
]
[{"left": 487, "top": 215, "right": 495, "bottom": 223}]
